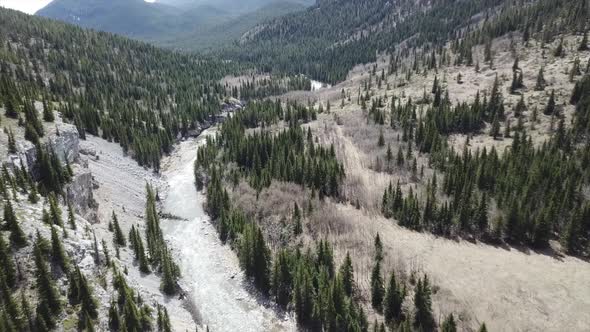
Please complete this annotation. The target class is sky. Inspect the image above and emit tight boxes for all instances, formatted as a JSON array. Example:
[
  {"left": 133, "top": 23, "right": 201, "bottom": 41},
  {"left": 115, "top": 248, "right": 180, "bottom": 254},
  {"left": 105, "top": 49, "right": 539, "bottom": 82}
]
[{"left": 0, "top": 0, "right": 53, "bottom": 14}]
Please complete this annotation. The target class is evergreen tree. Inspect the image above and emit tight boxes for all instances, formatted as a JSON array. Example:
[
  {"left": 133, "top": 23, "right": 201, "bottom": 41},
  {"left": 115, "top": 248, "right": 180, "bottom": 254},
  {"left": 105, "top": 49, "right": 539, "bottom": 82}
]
[
  {"left": 544, "top": 90, "right": 556, "bottom": 116},
  {"left": 0, "top": 233, "right": 16, "bottom": 288},
  {"left": 554, "top": 37, "right": 565, "bottom": 57},
  {"left": 441, "top": 313, "right": 457, "bottom": 332},
  {"left": 535, "top": 67, "right": 546, "bottom": 90},
  {"left": 42, "top": 99, "right": 55, "bottom": 122},
  {"left": 67, "top": 203, "right": 77, "bottom": 230},
  {"left": 160, "top": 248, "right": 178, "bottom": 295},
  {"left": 112, "top": 211, "right": 126, "bottom": 247},
  {"left": 34, "top": 239, "right": 61, "bottom": 316},
  {"left": 339, "top": 251, "right": 354, "bottom": 297},
  {"left": 50, "top": 225, "right": 70, "bottom": 273},
  {"left": 370, "top": 260, "right": 384, "bottom": 312},
  {"left": 413, "top": 276, "right": 435, "bottom": 332},
  {"left": 108, "top": 301, "right": 120, "bottom": 331},
  {"left": 383, "top": 271, "right": 403, "bottom": 325},
  {"left": 48, "top": 193, "right": 63, "bottom": 226},
  {"left": 3, "top": 198, "right": 27, "bottom": 247}
]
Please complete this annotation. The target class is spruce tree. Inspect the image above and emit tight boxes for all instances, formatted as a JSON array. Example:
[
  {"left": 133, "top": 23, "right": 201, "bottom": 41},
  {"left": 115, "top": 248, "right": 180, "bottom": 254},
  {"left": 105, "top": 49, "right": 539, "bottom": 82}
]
[
  {"left": 50, "top": 225, "right": 70, "bottom": 273},
  {"left": 383, "top": 271, "right": 403, "bottom": 325},
  {"left": 112, "top": 211, "right": 126, "bottom": 247},
  {"left": 413, "top": 276, "right": 435, "bottom": 332},
  {"left": 441, "top": 313, "right": 457, "bottom": 332},
  {"left": 108, "top": 301, "right": 120, "bottom": 331},
  {"left": 67, "top": 203, "right": 77, "bottom": 230},
  {"left": 48, "top": 193, "right": 63, "bottom": 226},
  {"left": 339, "top": 251, "right": 354, "bottom": 297},
  {"left": 370, "top": 260, "right": 384, "bottom": 312},
  {"left": 554, "top": 37, "right": 565, "bottom": 57},
  {"left": 3, "top": 198, "right": 27, "bottom": 247},
  {"left": 544, "top": 90, "right": 556, "bottom": 116},
  {"left": 535, "top": 67, "right": 546, "bottom": 91},
  {"left": 34, "top": 240, "right": 61, "bottom": 315},
  {"left": 0, "top": 233, "right": 16, "bottom": 288}
]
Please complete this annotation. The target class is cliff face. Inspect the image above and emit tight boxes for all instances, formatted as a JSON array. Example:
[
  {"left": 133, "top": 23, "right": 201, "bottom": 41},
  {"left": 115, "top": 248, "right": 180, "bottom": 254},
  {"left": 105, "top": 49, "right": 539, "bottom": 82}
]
[{"left": 4, "top": 122, "right": 94, "bottom": 217}]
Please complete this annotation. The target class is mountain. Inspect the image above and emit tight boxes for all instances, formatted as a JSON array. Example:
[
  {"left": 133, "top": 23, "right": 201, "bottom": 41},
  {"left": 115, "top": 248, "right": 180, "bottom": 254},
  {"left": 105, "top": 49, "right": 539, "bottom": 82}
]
[
  {"left": 36, "top": 0, "right": 313, "bottom": 48},
  {"left": 156, "top": 1, "right": 307, "bottom": 51},
  {"left": 36, "top": 0, "right": 188, "bottom": 38},
  {"left": 225, "top": 0, "right": 589, "bottom": 83},
  {"left": 160, "top": 0, "right": 315, "bottom": 13}
]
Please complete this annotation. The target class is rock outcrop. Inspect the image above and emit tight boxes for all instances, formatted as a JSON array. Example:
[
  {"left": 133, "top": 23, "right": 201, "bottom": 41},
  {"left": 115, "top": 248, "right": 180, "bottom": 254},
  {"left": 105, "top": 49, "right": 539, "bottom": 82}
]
[{"left": 6, "top": 123, "right": 80, "bottom": 178}]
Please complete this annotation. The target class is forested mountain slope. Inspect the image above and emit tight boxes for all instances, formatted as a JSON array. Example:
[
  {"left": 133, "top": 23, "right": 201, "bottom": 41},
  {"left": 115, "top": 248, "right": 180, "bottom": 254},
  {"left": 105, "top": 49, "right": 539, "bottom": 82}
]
[
  {"left": 227, "top": 0, "right": 588, "bottom": 83},
  {"left": 36, "top": 0, "right": 313, "bottom": 50},
  {"left": 0, "top": 7, "right": 233, "bottom": 170}
]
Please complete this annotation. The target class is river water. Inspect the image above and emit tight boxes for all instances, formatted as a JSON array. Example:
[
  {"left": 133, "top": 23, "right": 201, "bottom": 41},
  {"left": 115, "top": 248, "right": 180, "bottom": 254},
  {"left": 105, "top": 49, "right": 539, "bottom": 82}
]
[{"left": 161, "top": 128, "right": 296, "bottom": 332}]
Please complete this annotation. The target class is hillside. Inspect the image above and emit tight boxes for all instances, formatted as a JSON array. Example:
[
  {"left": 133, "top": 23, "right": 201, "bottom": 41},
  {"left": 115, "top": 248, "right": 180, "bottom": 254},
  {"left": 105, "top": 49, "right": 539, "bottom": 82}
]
[
  {"left": 156, "top": 2, "right": 307, "bottom": 52},
  {"left": 198, "top": 0, "right": 590, "bottom": 331},
  {"left": 36, "top": 0, "right": 312, "bottom": 50},
  {"left": 226, "top": 0, "right": 589, "bottom": 83}
]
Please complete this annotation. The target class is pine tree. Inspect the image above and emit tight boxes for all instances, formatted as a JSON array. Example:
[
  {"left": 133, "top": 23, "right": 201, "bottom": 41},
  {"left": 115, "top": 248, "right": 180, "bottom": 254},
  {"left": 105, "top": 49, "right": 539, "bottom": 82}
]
[
  {"left": 157, "top": 304, "right": 172, "bottom": 332},
  {"left": 271, "top": 250, "right": 292, "bottom": 307},
  {"left": 0, "top": 233, "right": 16, "bottom": 288},
  {"left": 413, "top": 276, "right": 435, "bottom": 332},
  {"left": 48, "top": 193, "right": 63, "bottom": 226},
  {"left": 374, "top": 233, "right": 383, "bottom": 262},
  {"left": 534, "top": 68, "right": 546, "bottom": 91},
  {"left": 42, "top": 99, "right": 55, "bottom": 122},
  {"left": 112, "top": 211, "right": 126, "bottom": 247},
  {"left": 34, "top": 240, "right": 61, "bottom": 315},
  {"left": 76, "top": 267, "right": 98, "bottom": 319},
  {"left": 3, "top": 198, "right": 27, "bottom": 247},
  {"left": 4, "top": 96, "right": 18, "bottom": 118},
  {"left": 0, "top": 271, "right": 24, "bottom": 330},
  {"left": 67, "top": 203, "right": 77, "bottom": 230},
  {"left": 554, "top": 37, "right": 565, "bottom": 57},
  {"left": 20, "top": 291, "right": 34, "bottom": 331},
  {"left": 28, "top": 182, "right": 39, "bottom": 204},
  {"left": 490, "top": 116, "right": 501, "bottom": 139},
  {"left": 370, "top": 260, "right": 384, "bottom": 312},
  {"left": 339, "top": 251, "right": 354, "bottom": 297},
  {"left": 383, "top": 271, "right": 403, "bottom": 325},
  {"left": 108, "top": 301, "right": 120, "bottom": 331},
  {"left": 7, "top": 127, "right": 17, "bottom": 154},
  {"left": 50, "top": 225, "right": 70, "bottom": 273},
  {"left": 78, "top": 309, "right": 95, "bottom": 332},
  {"left": 160, "top": 248, "right": 178, "bottom": 295},
  {"left": 562, "top": 211, "right": 583, "bottom": 255},
  {"left": 544, "top": 90, "right": 556, "bottom": 116},
  {"left": 441, "top": 313, "right": 457, "bottom": 332}
]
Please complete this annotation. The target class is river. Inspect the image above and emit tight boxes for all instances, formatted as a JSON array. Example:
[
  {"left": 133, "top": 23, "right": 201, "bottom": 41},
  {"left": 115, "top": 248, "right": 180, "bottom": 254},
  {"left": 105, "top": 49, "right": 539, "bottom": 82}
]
[{"left": 160, "top": 128, "right": 296, "bottom": 332}]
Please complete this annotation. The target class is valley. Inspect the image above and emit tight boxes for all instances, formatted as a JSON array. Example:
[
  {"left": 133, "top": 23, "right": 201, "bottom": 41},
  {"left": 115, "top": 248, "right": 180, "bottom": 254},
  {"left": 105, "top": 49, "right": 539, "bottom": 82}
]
[{"left": 0, "top": 0, "right": 589, "bottom": 331}]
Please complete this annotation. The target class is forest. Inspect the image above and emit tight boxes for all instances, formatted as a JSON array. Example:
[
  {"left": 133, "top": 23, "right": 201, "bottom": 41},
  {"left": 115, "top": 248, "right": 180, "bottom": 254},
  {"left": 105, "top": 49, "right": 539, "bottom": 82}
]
[{"left": 222, "top": 0, "right": 587, "bottom": 84}]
